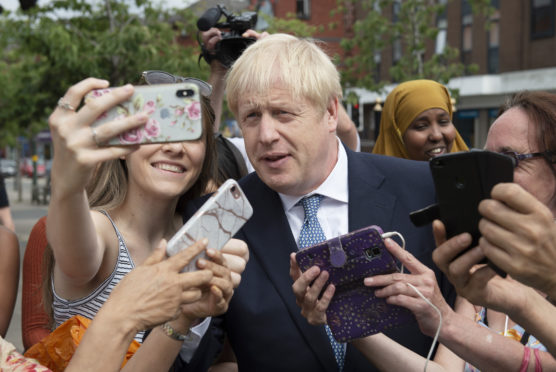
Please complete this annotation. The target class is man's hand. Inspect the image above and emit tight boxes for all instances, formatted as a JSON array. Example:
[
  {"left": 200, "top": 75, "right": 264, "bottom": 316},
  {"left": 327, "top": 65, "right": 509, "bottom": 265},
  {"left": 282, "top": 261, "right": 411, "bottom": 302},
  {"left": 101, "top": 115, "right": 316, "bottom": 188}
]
[{"left": 290, "top": 253, "right": 334, "bottom": 325}]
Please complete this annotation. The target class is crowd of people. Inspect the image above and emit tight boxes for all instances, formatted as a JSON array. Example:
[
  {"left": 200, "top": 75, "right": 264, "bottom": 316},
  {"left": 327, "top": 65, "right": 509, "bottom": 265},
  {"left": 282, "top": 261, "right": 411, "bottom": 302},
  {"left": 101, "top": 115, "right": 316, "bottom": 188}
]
[{"left": 1, "top": 27, "right": 556, "bottom": 372}]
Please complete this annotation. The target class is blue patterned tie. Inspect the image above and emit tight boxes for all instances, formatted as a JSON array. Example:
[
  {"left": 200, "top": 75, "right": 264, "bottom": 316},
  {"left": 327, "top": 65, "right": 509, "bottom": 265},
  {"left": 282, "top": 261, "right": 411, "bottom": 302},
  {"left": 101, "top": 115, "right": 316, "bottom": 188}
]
[{"left": 298, "top": 194, "right": 346, "bottom": 371}]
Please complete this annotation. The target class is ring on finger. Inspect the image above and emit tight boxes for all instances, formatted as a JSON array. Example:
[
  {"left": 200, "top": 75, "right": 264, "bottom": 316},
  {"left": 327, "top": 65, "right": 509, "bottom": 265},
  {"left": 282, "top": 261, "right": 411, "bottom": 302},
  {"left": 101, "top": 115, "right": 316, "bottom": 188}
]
[
  {"left": 91, "top": 127, "right": 101, "bottom": 146},
  {"left": 57, "top": 97, "right": 76, "bottom": 111}
]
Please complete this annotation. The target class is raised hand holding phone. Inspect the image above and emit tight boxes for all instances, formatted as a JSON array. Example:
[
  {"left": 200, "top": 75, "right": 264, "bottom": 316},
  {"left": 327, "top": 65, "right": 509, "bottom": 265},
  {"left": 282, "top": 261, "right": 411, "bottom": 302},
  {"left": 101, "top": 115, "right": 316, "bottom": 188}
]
[
  {"left": 167, "top": 179, "right": 253, "bottom": 272},
  {"left": 85, "top": 83, "right": 203, "bottom": 146}
]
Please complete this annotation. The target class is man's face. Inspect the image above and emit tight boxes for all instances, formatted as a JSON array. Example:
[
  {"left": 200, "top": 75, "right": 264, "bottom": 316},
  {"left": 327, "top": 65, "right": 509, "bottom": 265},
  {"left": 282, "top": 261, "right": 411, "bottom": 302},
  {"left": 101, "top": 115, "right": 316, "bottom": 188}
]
[{"left": 236, "top": 82, "right": 338, "bottom": 196}]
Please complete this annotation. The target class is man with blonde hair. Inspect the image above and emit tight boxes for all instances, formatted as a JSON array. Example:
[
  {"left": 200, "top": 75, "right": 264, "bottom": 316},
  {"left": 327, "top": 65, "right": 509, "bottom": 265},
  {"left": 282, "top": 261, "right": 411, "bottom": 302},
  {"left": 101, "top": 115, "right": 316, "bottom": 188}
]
[{"left": 184, "top": 34, "right": 454, "bottom": 371}]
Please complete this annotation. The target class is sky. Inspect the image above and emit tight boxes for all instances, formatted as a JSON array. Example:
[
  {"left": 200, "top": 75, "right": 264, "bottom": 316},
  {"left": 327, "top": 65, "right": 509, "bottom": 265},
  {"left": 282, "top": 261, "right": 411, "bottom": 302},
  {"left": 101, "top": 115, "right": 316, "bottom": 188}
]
[{"left": 0, "top": 0, "right": 197, "bottom": 12}]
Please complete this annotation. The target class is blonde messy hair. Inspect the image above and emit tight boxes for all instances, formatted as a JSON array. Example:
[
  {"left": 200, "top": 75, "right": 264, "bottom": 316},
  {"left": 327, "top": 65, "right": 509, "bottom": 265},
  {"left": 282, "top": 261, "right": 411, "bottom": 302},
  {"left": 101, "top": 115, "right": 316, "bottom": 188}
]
[{"left": 226, "top": 33, "right": 342, "bottom": 116}]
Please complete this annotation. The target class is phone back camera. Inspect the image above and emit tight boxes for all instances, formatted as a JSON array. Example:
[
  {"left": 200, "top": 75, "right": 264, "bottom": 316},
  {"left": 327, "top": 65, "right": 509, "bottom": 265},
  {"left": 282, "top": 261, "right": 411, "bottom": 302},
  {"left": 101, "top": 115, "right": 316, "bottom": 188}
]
[
  {"left": 230, "top": 186, "right": 241, "bottom": 199},
  {"left": 454, "top": 176, "right": 466, "bottom": 190},
  {"left": 364, "top": 246, "right": 382, "bottom": 261},
  {"left": 176, "top": 89, "right": 195, "bottom": 98}
]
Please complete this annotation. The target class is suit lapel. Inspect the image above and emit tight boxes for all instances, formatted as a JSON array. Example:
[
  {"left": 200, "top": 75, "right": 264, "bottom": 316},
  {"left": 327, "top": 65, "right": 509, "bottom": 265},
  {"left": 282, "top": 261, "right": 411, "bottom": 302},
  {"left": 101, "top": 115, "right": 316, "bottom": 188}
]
[
  {"left": 347, "top": 150, "right": 396, "bottom": 233},
  {"left": 241, "top": 175, "right": 338, "bottom": 372}
]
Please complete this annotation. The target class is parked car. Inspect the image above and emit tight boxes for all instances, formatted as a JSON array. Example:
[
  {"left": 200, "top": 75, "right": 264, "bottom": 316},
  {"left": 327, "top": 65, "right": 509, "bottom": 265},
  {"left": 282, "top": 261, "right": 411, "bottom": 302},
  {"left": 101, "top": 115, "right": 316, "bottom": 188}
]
[
  {"left": 19, "top": 157, "right": 46, "bottom": 177},
  {"left": 0, "top": 159, "right": 17, "bottom": 178}
]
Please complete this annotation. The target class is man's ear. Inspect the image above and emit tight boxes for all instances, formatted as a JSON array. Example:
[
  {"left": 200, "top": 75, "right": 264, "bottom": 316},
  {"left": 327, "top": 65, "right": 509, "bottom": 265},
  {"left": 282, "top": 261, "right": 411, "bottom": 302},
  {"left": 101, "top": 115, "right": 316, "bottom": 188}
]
[{"left": 326, "top": 97, "right": 339, "bottom": 133}]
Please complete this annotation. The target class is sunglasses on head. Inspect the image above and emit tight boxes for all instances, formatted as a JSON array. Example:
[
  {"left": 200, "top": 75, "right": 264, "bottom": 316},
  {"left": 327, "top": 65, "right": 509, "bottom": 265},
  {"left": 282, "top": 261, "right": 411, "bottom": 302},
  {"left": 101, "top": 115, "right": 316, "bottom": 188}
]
[{"left": 141, "top": 70, "right": 212, "bottom": 97}]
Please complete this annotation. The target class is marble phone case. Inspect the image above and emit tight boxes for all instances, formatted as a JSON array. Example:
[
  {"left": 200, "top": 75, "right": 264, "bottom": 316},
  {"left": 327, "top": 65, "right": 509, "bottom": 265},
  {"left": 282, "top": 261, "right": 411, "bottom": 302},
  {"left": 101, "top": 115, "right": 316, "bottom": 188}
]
[
  {"left": 86, "top": 83, "right": 203, "bottom": 145},
  {"left": 166, "top": 179, "right": 253, "bottom": 272},
  {"left": 295, "top": 225, "right": 415, "bottom": 342}
]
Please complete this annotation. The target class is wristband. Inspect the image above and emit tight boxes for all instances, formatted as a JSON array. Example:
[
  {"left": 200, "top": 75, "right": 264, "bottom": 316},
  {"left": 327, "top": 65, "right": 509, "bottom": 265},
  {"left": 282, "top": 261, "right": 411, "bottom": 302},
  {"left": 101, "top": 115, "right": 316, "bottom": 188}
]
[
  {"left": 520, "top": 347, "right": 531, "bottom": 372},
  {"left": 534, "top": 348, "right": 543, "bottom": 372},
  {"left": 161, "top": 322, "right": 190, "bottom": 342}
]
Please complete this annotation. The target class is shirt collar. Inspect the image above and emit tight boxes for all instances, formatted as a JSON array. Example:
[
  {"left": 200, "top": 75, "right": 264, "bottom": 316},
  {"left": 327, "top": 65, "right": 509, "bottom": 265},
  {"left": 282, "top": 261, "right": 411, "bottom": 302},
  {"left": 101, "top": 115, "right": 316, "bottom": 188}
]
[{"left": 279, "top": 138, "right": 349, "bottom": 212}]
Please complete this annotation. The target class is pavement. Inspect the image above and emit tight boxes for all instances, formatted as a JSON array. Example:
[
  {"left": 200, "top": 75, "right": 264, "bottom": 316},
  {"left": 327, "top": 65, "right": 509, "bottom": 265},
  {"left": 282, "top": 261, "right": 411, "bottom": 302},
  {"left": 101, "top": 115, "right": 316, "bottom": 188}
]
[{"left": 4, "top": 176, "right": 49, "bottom": 353}]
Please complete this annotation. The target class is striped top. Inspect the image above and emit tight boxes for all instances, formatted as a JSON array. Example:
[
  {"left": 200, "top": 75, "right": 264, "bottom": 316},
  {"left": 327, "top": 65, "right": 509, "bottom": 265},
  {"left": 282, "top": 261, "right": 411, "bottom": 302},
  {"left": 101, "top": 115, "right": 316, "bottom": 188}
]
[{"left": 51, "top": 210, "right": 145, "bottom": 343}]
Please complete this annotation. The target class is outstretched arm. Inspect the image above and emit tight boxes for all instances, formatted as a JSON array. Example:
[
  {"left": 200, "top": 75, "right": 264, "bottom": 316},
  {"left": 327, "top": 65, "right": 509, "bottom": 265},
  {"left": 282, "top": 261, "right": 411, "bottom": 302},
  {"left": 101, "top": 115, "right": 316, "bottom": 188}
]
[
  {"left": 47, "top": 79, "right": 146, "bottom": 286},
  {"left": 0, "top": 226, "right": 19, "bottom": 337}
]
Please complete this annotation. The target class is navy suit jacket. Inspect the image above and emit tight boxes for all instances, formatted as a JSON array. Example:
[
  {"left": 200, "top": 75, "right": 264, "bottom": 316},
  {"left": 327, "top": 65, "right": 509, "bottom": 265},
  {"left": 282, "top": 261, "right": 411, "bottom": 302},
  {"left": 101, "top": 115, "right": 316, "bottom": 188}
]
[{"left": 181, "top": 148, "right": 455, "bottom": 372}]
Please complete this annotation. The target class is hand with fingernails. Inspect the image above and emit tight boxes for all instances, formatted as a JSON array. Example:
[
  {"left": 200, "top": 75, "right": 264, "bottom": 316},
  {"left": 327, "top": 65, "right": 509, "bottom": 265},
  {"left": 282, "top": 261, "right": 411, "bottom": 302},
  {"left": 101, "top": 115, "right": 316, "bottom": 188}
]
[{"left": 49, "top": 78, "right": 148, "bottom": 195}]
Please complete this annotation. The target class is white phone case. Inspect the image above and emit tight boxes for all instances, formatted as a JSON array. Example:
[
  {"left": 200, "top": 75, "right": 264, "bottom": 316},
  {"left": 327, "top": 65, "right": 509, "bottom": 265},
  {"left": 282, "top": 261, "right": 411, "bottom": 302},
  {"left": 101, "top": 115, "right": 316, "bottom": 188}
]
[{"left": 167, "top": 179, "right": 253, "bottom": 272}]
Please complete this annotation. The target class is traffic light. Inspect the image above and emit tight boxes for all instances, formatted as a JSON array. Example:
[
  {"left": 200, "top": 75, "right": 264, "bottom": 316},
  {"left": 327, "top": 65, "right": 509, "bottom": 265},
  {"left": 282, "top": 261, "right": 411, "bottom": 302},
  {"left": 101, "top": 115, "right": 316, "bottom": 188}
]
[{"left": 351, "top": 103, "right": 360, "bottom": 126}]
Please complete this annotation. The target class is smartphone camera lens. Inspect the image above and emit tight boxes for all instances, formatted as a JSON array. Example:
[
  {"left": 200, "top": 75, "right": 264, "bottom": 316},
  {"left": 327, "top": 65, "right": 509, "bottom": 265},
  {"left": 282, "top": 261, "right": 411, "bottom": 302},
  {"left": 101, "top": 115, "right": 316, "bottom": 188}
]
[
  {"left": 176, "top": 89, "right": 195, "bottom": 98},
  {"left": 231, "top": 186, "right": 241, "bottom": 199},
  {"left": 454, "top": 176, "right": 466, "bottom": 190}
]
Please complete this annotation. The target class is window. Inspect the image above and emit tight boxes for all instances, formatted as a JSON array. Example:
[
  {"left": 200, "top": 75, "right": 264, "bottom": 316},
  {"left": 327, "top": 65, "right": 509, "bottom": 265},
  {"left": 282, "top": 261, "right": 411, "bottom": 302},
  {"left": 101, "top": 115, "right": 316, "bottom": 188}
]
[
  {"left": 435, "top": 0, "right": 448, "bottom": 54},
  {"left": 461, "top": 0, "right": 473, "bottom": 66},
  {"left": 296, "top": 0, "right": 310, "bottom": 20},
  {"left": 531, "top": 0, "right": 555, "bottom": 39},
  {"left": 392, "top": 0, "right": 402, "bottom": 64},
  {"left": 487, "top": 0, "right": 500, "bottom": 73}
]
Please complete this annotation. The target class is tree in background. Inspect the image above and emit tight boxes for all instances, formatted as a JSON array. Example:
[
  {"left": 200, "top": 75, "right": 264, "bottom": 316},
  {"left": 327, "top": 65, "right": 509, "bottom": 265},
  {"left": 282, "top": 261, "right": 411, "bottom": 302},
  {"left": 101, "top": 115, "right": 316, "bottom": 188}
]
[
  {"left": 336, "top": 0, "right": 494, "bottom": 94},
  {"left": 0, "top": 0, "right": 205, "bottom": 146}
]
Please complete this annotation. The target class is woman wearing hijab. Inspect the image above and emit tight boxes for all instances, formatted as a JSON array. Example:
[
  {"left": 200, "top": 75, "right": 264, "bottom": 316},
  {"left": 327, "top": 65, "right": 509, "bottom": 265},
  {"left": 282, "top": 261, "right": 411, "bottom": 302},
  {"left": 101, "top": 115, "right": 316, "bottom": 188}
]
[{"left": 373, "top": 79, "right": 468, "bottom": 160}]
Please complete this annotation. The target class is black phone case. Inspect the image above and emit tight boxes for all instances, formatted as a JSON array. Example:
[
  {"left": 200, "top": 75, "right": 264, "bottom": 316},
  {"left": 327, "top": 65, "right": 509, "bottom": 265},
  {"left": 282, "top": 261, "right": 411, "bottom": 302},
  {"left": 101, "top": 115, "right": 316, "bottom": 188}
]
[{"left": 429, "top": 150, "right": 514, "bottom": 276}]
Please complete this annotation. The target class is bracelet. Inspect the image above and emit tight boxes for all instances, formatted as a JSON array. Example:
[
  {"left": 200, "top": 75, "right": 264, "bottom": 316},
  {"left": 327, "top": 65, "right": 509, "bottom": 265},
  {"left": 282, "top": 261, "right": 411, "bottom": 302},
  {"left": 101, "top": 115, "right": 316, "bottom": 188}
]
[
  {"left": 520, "top": 347, "right": 531, "bottom": 372},
  {"left": 161, "top": 322, "right": 190, "bottom": 342},
  {"left": 534, "top": 348, "right": 543, "bottom": 372}
]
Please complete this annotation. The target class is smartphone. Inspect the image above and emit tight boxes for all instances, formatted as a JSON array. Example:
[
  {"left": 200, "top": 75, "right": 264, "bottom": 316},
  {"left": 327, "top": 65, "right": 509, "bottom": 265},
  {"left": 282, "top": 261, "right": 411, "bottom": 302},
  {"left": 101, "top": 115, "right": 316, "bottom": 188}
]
[
  {"left": 428, "top": 150, "right": 514, "bottom": 276},
  {"left": 85, "top": 83, "right": 203, "bottom": 145},
  {"left": 166, "top": 179, "right": 253, "bottom": 272},
  {"left": 295, "top": 225, "right": 415, "bottom": 342}
]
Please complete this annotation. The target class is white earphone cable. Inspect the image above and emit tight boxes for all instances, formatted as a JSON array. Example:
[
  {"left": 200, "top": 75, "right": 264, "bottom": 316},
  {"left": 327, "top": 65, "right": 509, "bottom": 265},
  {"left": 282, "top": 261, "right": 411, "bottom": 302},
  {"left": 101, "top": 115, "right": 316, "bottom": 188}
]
[{"left": 381, "top": 231, "right": 443, "bottom": 372}]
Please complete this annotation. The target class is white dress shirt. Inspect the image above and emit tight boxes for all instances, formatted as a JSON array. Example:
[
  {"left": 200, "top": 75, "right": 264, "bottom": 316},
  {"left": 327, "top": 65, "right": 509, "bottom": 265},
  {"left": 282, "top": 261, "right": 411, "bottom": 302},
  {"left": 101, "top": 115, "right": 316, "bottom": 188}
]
[{"left": 279, "top": 138, "right": 349, "bottom": 244}]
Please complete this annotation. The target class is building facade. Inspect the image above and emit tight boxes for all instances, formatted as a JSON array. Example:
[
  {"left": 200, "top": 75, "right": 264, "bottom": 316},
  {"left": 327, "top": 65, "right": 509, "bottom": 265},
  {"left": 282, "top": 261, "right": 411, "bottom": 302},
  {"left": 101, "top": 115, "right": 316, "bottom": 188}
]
[{"left": 252, "top": 0, "right": 556, "bottom": 151}]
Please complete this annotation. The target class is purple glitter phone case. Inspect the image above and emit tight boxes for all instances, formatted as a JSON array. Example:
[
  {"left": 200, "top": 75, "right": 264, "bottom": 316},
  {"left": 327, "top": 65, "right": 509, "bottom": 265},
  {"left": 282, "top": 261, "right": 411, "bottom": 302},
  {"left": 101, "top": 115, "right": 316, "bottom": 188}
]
[{"left": 295, "top": 225, "right": 415, "bottom": 342}]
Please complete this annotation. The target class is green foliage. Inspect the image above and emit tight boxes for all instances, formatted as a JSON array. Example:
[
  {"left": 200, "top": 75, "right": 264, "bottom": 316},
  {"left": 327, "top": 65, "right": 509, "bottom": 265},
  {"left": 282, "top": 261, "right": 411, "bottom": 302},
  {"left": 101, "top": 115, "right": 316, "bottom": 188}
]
[
  {"left": 265, "top": 12, "right": 323, "bottom": 37},
  {"left": 337, "top": 0, "right": 492, "bottom": 95},
  {"left": 0, "top": 0, "right": 206, "bottom": 146}
]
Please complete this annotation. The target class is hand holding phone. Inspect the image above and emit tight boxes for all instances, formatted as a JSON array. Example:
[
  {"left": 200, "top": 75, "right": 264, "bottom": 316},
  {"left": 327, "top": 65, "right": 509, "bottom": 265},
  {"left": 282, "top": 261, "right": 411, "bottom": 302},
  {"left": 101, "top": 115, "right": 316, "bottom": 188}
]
[
  {"left": 410, "top": 150, "right": 514, "bottom": 276},
  {"left": 295, "top": 225, "right": 415, "bottom": 342},
  {"left": 85, "top": 83, "right": 203, "bottom": 145},
  {"left": 167, "top": 179, "right": 253, "bottom": 272}
]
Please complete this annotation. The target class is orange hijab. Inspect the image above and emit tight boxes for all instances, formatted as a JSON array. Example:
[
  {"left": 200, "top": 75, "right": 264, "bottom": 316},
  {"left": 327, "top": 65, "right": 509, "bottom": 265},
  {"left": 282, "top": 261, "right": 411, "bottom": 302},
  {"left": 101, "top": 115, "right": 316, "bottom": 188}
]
[{"left": 372, "top": 79, "right": 469, "bottom": 159}]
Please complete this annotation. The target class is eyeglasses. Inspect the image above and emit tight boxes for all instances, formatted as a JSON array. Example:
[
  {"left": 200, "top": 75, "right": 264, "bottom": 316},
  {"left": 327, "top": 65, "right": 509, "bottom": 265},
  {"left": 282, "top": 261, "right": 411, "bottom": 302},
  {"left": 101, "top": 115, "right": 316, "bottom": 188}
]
[
  {"left": 141, "top": 70, "right": 212, "bottom": 97},
  {"left": 500, "top": 150, "right": 556, "bottom": 168}
]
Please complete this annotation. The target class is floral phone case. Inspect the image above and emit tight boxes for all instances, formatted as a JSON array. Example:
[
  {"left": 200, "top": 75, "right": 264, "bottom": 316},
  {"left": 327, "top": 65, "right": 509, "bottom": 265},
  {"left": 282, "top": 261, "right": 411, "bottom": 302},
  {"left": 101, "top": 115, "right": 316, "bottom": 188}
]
[
  {"left": 295, "top": 225, "right": 415, "bottom": 342},
  {"left": 166, "top": 179, "right": 253, "bottom": 272},
  {"left": 86, "top": 83, "right": 202, "bottom": 145}
]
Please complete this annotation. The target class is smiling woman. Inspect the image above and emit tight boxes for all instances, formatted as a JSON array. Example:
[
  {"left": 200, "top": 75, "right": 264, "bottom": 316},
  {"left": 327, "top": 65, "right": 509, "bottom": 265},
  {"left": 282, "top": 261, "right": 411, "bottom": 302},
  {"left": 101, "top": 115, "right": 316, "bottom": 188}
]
[
  {"left": 372, "top": 79, "right": 469, "bottom": 161},
  {"left": 36, "top": 75, "right": 248, "bottom": 371}
]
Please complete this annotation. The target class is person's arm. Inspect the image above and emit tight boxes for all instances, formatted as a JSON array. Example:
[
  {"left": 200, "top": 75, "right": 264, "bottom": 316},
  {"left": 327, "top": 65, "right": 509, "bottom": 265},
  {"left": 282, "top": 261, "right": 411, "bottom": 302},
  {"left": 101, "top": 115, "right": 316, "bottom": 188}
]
[
  {"left": 337, "top": 103, "right": 360, "bottom": 151},
  {"left": 0, "top": 175, "right": 15, "bottom": 233},
  {"left": 0, "top": 207, "right": 15, "bottom": 233},
  {"left": 122, "top": 243, "right": 234, "bottom": 372},
  {"left": 66, "top": 239, "right": 226, "bottom": 372},
  {"left": 351, "top": 333, "right": 446, "bottom": 372},
  {"left": 478, "top": 183, "right": 556, "bottom": 298},
  {"left": 432, "top": 219, "right": 556, "bottom": 368},
  {"left": 0, "top": 226, "right": 19, "bottom": 337},
  {"left": 47, "top": 79, "right": 147, "bottom": 285},
  {"left": 22, "top": 216, "right": 51, "bottom": 349},
  {"left": 200, "top": 28, "right": 268, "bottom": 133}
]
